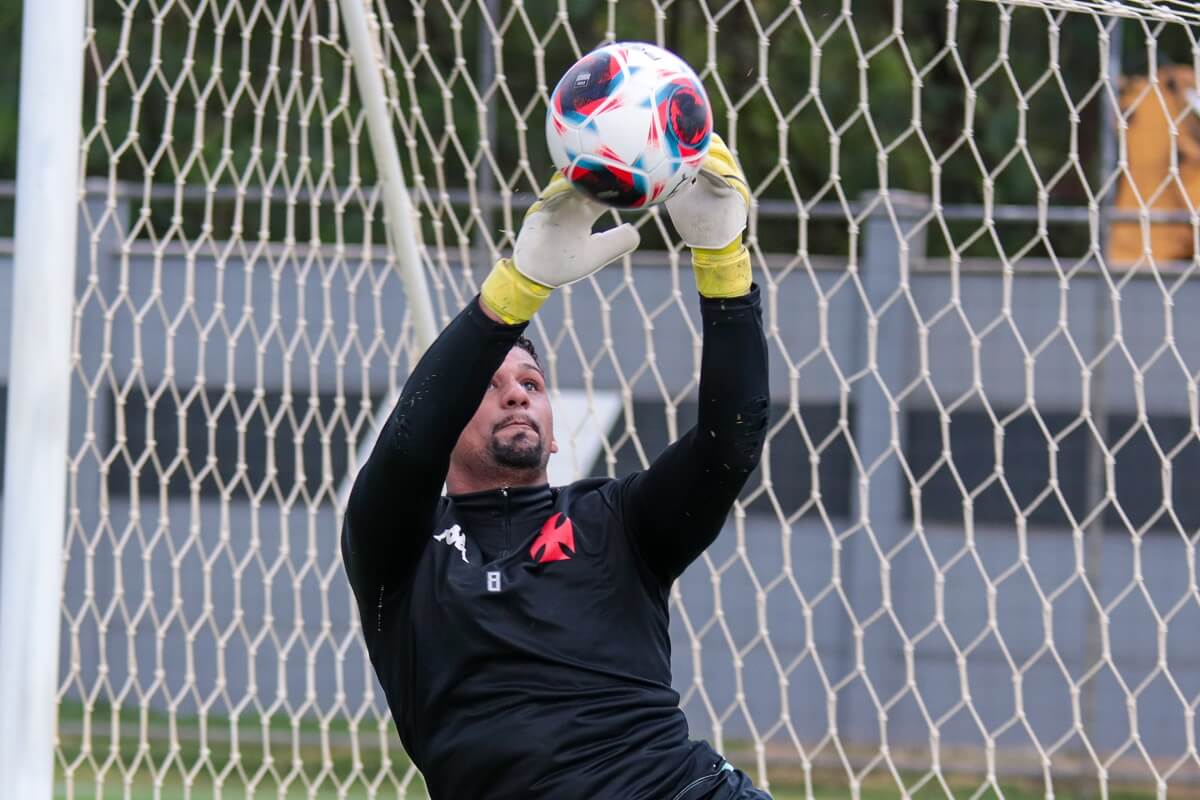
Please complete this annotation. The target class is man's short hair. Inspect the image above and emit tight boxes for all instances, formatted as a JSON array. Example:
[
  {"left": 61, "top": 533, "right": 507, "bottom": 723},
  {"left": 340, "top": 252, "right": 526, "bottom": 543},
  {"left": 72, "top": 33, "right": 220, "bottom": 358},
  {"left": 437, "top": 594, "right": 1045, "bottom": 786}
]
[{"left": 514, "top": 336, "right": 540, "bottom": 368}]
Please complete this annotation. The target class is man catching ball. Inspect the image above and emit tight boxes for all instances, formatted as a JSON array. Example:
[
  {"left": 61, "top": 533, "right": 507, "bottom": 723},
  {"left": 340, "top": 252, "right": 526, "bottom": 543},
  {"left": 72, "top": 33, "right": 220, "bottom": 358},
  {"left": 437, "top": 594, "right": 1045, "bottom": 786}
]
[{"left": 341, "top": 135, "right": 772, "bottom": 799}]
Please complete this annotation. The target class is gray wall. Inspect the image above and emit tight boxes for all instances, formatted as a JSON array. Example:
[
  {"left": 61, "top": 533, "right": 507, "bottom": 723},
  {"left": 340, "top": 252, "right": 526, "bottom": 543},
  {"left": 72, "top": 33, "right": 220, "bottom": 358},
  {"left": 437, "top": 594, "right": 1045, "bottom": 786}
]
[{"left": 2, "top": 190, "right": 1198, "bottom": 782}]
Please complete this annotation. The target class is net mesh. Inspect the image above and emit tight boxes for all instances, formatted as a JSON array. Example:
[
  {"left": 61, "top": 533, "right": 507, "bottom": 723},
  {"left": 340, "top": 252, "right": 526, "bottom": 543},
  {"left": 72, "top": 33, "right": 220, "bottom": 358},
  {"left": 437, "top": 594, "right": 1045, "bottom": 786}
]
[{"left": 58, "top": 0, "right": 1200, "bottom": 797}]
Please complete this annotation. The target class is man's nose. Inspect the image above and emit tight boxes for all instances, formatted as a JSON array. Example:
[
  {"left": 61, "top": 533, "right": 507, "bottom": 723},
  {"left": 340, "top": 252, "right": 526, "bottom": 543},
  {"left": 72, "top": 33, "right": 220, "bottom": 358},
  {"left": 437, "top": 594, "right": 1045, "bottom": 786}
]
[{"left": 501, "top": 380, "right": 530, "bottom": 407}]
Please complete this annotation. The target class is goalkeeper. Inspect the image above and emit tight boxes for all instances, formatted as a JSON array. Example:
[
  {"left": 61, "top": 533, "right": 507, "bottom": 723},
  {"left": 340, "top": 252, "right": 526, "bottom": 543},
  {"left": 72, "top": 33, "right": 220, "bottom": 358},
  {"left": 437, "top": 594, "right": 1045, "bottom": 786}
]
[{"left": 342, "top": 136, "right": 771, "bottom": 800}]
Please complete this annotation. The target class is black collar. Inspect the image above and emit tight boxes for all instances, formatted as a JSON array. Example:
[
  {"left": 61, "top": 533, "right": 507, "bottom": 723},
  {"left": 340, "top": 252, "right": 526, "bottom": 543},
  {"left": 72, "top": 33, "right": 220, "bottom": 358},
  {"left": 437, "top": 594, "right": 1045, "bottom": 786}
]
[
  {"left": 448, "top": 483, "right": 555, "bottom": 513},
  {"left": 447, "top": 484, "right": 558, "bottom": 563}
]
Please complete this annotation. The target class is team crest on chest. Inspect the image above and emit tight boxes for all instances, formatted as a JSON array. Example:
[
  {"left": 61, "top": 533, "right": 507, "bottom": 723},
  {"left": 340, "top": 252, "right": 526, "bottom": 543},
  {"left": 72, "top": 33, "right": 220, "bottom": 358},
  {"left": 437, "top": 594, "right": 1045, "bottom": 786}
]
[{"left": 530, "top": 513, "right": 575, "bottom": 564}]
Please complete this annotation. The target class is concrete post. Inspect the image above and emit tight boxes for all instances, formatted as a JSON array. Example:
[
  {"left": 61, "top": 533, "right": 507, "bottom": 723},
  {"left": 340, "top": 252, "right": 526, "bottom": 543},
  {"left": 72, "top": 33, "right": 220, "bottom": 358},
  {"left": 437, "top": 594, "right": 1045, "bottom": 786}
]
[{"left": 840, "top": 190, "right": 929, "bottom": 747}]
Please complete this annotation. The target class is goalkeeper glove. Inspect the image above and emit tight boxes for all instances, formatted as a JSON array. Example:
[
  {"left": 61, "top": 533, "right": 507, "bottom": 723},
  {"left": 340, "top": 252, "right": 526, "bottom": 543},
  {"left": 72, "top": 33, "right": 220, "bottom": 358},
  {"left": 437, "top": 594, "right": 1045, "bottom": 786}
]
[
  {"left": 664, "top": 134, "right": 752, "bottom": 298},
  {"left": 481, "top": 173, "right": 641, "bottom": 324}
]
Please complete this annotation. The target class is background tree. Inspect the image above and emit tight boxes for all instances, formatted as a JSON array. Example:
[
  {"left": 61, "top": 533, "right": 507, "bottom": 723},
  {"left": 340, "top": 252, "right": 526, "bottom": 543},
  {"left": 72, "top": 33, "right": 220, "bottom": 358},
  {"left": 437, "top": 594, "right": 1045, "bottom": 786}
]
[{"left": 1, "top": 1, "right": 1195, "bottom": 256}]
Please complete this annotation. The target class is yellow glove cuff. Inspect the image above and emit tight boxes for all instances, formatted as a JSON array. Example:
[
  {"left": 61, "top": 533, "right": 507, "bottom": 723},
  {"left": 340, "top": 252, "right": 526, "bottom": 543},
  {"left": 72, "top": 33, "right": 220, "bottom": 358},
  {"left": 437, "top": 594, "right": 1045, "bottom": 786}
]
[
  {"left": 480, "top": 258, "right": 552, "bottom": 325},
  {"left": 692, "top": 238, "right": 752, "bottom": 298}
]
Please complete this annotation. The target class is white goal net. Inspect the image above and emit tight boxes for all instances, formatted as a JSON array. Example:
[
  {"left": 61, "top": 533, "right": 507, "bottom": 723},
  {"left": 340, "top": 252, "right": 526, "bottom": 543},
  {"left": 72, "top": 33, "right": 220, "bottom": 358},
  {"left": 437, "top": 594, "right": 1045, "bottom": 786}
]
[{"left": 47, "top": 0, "right": 1200, "bottom": 797}]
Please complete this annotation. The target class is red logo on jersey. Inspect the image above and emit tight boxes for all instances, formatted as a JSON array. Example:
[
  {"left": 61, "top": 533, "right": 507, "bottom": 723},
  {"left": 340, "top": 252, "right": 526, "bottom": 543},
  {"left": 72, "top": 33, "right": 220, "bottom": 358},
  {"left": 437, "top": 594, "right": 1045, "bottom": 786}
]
[{"left": 530, "top": 513, "right": 575, "bottom": 563}]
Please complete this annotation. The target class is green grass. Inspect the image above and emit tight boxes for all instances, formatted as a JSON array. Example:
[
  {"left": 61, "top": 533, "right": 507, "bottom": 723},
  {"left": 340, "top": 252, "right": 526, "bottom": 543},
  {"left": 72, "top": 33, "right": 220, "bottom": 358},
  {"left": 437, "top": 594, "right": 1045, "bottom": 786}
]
[
  {"left": 767, "top": 785, "right": 1159, "bottom": 800},
  {"left": 53, "top": 779, "right": 1160, "bottom": 800},
  {"left": 54, "top": 701, "right": 1169, "bottom": 799},
  {"left": 55, "top": 699, "right": 425, "bottom": 799}
]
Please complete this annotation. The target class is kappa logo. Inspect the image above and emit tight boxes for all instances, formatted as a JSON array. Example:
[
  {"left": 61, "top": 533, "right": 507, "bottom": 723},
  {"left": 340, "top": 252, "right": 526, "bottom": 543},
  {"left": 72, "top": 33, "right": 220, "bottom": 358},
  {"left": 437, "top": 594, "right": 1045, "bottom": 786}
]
[
  {"left": 433, "top": 524, "right": 469, "bottom": 563},
  {"left": 529, "top": 513, "right": 575, "bottom": 564}
]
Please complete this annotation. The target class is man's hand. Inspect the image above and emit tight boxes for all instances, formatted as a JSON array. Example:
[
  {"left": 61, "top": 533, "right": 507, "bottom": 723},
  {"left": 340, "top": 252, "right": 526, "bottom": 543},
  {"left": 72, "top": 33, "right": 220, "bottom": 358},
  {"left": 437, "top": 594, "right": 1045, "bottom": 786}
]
[
  {"left": 665, "top": 134, "right": 753, "bottom": 298},
  {"left": 480, "top": 174, "right": 640, "bottom": 324}
]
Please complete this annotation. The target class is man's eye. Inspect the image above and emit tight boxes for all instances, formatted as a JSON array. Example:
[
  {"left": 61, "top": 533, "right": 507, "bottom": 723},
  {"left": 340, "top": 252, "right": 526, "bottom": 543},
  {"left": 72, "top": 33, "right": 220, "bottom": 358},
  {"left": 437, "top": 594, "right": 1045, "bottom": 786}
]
[{"left": 522, "top": 380, "right": 539, "bottom": 391}]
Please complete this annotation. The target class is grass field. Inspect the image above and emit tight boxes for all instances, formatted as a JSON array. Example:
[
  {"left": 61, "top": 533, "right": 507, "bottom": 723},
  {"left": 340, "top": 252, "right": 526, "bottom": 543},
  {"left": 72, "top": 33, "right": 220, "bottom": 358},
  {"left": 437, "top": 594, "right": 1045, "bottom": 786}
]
[
  {"left": 53, "top": 773, "right": 1167, "bottom": 800},
  {"left": 54, "top": 701, "right": 1169, "bottom": 799},
  {"left": 55, "top": 776, "right": 1162, "bottom": 800}
]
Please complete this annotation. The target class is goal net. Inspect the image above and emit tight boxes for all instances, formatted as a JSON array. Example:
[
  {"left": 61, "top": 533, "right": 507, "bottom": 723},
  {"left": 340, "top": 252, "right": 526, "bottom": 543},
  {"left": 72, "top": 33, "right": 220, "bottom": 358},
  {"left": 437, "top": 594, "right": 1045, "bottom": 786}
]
[{"left": 53, "top": 0, "right": 1200, "bottom": 797}]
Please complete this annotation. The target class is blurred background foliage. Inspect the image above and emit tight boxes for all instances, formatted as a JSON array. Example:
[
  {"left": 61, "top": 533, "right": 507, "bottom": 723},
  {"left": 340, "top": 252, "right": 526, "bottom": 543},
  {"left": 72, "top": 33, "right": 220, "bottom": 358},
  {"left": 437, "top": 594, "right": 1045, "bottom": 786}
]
[{"left": 0, "top": 1, "right": 1195, "bottom": 257}]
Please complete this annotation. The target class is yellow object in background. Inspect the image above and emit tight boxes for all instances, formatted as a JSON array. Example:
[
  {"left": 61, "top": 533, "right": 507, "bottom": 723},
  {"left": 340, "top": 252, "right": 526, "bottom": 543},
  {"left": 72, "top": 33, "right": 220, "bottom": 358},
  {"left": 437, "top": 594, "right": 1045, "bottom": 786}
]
[{"left": 1109, "top": 65, "right": 1200, "bottom": 267}]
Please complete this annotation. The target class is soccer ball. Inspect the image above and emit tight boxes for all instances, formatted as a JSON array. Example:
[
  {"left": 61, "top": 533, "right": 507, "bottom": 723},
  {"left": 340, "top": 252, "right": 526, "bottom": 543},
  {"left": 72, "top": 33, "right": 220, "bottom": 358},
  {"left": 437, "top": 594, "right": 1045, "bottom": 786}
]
[{"left": 546, "top": 42, "right": 712, "bottom": 209}]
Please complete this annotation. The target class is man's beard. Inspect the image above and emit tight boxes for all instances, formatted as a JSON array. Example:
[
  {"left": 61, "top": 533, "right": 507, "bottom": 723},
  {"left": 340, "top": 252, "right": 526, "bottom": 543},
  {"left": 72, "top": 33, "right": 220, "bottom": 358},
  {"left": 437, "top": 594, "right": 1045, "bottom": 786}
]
[{"left": 489, "top": 426, "right": 544, "bottom": 470}]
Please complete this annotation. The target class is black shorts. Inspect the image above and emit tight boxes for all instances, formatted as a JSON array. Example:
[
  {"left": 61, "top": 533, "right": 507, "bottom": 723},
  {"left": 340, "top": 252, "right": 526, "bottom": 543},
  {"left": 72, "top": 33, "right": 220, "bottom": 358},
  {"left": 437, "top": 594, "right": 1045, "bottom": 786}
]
[{"left": 680, "top": 762, "right": 773, "bottom": 800}]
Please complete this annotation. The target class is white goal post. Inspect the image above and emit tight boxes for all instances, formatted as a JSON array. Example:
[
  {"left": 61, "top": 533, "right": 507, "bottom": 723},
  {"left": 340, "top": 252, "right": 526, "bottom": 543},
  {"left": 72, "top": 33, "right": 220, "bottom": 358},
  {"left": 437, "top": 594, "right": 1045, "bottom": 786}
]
[
  {"left": 0, "top": 0, "right": 87, "bottom": 796},
  {"left": 2, "top": 0, "right": 1200, "bottom": 798}
]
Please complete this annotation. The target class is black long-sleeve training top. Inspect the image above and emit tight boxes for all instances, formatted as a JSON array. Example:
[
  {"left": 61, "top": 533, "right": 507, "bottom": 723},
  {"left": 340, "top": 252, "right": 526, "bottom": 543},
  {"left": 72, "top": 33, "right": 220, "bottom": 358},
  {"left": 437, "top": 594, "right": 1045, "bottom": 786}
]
[{"left": 341, "top": 288, "right": 769, "bottom": 799}]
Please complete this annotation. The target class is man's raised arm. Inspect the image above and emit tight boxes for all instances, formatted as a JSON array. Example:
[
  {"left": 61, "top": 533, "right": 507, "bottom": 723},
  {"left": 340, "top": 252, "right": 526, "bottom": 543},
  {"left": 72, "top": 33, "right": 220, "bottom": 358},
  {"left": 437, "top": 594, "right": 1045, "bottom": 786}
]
[
  {"left": 341, "top": 299, "right": 526, "bottom": 586},
  {"left": 341, "top": 174, "right": 640, "bottom": 594},
  {"left": 622, "top": 136, "right": 771, "bottom": 582}
]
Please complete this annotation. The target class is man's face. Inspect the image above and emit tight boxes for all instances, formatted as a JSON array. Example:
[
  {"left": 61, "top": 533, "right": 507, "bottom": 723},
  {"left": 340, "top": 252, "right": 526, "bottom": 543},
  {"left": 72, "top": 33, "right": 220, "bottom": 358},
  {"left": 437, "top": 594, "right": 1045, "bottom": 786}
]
[{"left": 452, "top": 347, "right": 557, "bottom": 479}]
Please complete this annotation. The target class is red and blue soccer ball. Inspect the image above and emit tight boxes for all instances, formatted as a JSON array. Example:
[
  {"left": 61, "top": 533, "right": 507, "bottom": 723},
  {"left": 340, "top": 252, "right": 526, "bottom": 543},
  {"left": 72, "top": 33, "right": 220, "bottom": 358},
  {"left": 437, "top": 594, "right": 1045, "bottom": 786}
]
[{"left": 546, "top": 42, "right": 713, "bottom": 209}]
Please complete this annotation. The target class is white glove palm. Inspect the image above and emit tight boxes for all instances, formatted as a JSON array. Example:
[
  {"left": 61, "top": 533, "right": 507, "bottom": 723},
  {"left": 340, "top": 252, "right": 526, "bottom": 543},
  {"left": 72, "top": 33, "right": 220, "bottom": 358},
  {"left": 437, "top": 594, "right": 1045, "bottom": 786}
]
[
  {"left": 663, "top": 134, "right": 754, "bottom": 298},
  {"left": 664, "top": 134, "right": 750, "bottom": 250},
  {"left": 514, "top": 173, "right": 641, "bottom": 287},
  {"left": 480, "top": 173, "right": 640, "bottom": 324}
]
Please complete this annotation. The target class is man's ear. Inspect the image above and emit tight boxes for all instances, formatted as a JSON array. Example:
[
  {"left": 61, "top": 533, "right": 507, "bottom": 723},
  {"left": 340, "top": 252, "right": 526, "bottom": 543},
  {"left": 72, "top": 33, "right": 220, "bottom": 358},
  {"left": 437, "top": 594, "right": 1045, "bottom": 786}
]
[{"left": 548, "top": 436, "right": 559, "bottom": 455}]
